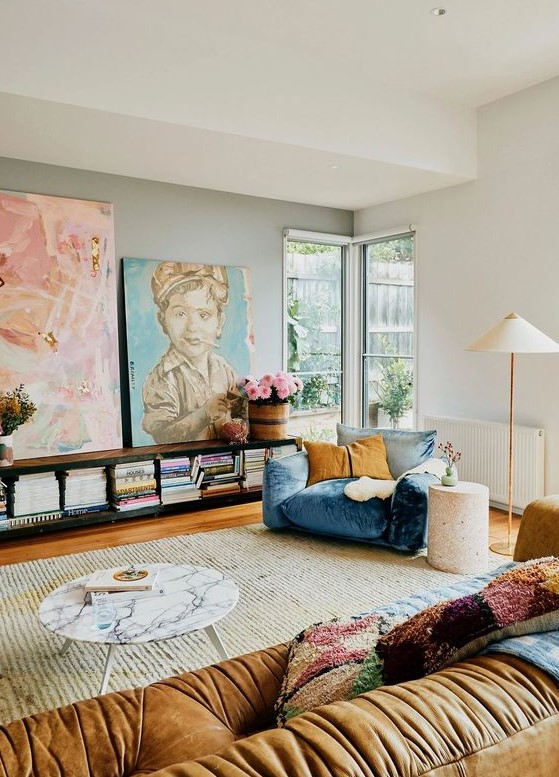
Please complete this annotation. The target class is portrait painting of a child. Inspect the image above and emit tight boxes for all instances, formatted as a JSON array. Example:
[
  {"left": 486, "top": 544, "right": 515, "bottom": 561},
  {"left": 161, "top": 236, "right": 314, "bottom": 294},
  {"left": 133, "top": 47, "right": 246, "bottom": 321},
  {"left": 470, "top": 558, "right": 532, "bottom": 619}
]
[{"left": 123, "top": 258, "right": 254, "bottom": 446}]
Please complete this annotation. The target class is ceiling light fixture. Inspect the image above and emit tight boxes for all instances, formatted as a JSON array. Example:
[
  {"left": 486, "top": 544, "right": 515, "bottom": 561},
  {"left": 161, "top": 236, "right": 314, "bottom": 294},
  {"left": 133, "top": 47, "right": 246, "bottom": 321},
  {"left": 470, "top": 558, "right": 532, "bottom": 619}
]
[{"left": 430, "top": 7, "right": 446, "bottom": 16}]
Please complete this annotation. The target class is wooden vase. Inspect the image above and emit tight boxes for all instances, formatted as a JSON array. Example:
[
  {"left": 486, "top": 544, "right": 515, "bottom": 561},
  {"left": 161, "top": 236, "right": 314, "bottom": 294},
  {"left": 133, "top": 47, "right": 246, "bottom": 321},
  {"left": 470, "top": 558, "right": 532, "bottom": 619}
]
[{"left": 248, "top": 403, "right": 290, "bottom": 440}]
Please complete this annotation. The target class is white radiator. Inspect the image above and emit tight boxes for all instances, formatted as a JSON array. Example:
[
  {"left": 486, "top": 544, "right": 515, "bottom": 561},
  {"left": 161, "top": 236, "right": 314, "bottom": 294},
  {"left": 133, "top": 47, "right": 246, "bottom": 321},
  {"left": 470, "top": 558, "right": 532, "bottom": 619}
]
[{"left": 422, "top": 416, "right": 545, "bottom": 511}]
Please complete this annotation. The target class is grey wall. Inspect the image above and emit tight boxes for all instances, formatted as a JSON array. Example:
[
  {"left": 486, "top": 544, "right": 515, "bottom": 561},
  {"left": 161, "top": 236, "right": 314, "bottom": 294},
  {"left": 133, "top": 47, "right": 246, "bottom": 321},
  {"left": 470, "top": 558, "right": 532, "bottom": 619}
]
[
  {"left": 355, "top": 75, "right": 559, "bottom": 496},
  {"left": 0, "top": 157, "right": 352, "bottom": 444}
]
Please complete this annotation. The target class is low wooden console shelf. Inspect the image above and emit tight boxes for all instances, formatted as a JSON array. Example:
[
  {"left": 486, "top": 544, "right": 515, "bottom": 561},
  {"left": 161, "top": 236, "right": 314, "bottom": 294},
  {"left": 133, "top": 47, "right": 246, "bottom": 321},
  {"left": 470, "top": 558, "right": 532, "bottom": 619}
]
[{"left": 0, "top": 437, "right": 299, "bottom": 541}]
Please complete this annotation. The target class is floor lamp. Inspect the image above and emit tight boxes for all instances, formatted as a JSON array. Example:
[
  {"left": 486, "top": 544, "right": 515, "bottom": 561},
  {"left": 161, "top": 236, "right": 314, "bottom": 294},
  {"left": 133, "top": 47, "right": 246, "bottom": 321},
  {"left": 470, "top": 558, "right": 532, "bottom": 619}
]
[{"left": 466, "top": 313, "right": 559, "bottom": 556}]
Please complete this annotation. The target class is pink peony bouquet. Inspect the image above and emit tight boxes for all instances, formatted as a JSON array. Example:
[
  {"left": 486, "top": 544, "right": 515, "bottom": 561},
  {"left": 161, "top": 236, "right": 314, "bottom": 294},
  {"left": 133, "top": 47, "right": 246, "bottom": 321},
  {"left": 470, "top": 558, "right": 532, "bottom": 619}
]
[{"left": 238, "top": 371, "right": 304, "bottom": 405}]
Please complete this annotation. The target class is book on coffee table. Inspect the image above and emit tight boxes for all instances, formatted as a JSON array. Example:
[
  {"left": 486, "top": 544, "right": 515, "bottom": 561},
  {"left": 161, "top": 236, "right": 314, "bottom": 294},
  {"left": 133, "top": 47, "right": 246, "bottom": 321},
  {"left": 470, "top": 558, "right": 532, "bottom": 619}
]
[
  {"left": 85, "top": 585, "right": 166, "bottom": 604},
  {"left": 84, "top": 566, "right": 160, "bottom": 592}
]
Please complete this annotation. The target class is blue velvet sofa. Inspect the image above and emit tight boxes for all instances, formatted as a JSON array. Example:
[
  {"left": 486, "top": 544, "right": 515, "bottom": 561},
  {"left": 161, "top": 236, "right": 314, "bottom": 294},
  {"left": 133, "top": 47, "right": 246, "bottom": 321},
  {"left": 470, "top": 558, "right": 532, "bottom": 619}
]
[{"left": 262, "top": 425, "right": 439, "bottom": 552}]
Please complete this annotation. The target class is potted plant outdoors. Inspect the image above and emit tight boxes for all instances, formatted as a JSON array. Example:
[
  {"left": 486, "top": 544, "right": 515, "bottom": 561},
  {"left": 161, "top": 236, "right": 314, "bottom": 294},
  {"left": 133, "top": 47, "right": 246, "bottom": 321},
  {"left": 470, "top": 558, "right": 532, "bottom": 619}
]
[
  {"left": 238, "top": 372, "right": 304, "bottom": 440},
  {"left": 377, "top": 358, "right": 413, "bottom": 429},
  {"left": 0, "top": 384, "right": 37, "bottom": 466}
]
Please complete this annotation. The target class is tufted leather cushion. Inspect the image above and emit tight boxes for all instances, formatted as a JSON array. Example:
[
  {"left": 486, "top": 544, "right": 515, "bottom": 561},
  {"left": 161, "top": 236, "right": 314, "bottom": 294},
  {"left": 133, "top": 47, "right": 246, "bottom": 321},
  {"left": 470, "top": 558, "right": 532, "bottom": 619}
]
[{"left": 1, "top": 648, "right": 559, "bottom": 775}]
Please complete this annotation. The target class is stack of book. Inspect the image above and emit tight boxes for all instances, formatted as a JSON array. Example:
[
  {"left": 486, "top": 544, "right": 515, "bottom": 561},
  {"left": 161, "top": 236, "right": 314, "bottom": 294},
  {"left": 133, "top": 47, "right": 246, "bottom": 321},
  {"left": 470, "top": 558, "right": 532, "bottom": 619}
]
[
  {"left": 60, "top": 467, "right": 109, "bottom": 516},
  {"left": 7, "top": 472, "right": 62, "bottom": 527},
  {"left": 268, "top": 442, "right": 300, "bottom": 459},
  {"left": 192, "top": 451, "right": 242, "bottom": 498},
  {"left": 0, "top": 482, "right": 7, "bottom": 531},
  {"left": 84, "top": 565, "right": 165, "bottom": 604},
  {"left": 107, "top": 460, "right": 161, "bottom": 512},
  {"left": 160, "top": 456, "right": 200, "bottom": 505},
  {"left": 243, "top": 448, "right": 268, "bottom": 488},
  {"left": 243, "top": 443, "right": 299, "bottom": 489}
]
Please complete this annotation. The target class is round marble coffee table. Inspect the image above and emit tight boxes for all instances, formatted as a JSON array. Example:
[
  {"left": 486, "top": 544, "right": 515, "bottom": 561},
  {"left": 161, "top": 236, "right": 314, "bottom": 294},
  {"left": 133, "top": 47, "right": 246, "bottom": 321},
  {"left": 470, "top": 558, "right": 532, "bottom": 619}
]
[{"left": 38, "top": 563, "right": 238, "bottom": 694}]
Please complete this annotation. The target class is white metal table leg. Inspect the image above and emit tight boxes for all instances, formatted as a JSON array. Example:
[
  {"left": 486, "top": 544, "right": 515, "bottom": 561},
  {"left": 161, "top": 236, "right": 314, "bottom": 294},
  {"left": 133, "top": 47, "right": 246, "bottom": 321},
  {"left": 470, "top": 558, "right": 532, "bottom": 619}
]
[
  {"left": 204, "top": 623, "right": 229, "bottom": 660},
  {"left": 60, "top": 638, "right": 72, "bottom": 656},
  {"left": 99, "top": 644, "right": 117, "bottom": 695}
]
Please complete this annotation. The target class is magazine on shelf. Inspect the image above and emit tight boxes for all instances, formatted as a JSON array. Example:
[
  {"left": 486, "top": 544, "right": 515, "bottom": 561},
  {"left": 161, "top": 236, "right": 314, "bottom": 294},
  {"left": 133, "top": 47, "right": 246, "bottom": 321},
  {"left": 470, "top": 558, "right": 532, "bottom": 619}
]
[
  {"left": 63, "top": 503, "right": 109, "bottom": 517},
  {"left": 110, "top": 494, "right": 161, "bottom": 512},
  {"left": 84, "top": 566, "right": 161, "bottom": 592},
  {"left": 110, "top": 478, "right": 157, "bottom": 495},
  {"left": 109, "top": 462, "right": 155, "bottom": 479}
]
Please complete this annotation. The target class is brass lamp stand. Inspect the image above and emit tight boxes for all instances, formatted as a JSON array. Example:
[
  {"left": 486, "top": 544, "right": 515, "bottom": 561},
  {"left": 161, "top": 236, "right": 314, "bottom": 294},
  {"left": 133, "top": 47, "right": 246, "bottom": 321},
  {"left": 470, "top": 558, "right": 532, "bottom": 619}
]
[{"left": 466, "top": 313, "right": 559, "bottom": 557}]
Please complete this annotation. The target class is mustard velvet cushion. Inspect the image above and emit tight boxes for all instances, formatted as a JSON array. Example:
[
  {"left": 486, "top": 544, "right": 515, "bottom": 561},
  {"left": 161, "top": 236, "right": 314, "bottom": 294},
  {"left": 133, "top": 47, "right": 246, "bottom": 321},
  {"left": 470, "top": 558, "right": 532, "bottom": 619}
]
[{"left": 304, "top": 435, "right": 392, "bottom": 487}]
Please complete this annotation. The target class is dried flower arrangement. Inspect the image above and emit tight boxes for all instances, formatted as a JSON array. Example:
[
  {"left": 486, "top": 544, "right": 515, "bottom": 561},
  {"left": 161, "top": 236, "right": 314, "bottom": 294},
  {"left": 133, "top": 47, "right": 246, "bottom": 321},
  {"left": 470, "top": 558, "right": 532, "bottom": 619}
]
[{"left": 0, "top": 384, "right": 37, "bottom": 436}]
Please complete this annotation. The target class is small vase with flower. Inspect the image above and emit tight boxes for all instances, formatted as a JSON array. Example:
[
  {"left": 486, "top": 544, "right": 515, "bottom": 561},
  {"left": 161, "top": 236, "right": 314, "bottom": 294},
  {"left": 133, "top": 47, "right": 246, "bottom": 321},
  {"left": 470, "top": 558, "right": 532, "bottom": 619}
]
[
  {"left": 0, "top": 384, "right": 37, "bottom": 466},
  {"left": 438, "top": 440, "right": 461, "bottom": 487}
]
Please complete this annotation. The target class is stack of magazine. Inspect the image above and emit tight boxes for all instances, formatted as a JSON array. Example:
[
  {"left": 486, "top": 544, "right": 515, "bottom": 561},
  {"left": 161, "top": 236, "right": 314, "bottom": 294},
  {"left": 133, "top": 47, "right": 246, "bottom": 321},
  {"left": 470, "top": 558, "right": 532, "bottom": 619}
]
[
  {"left": 60, "top": 467, "right": 109, "bottom": 516},
  {"left": 0, "top": 482, "right": 7, "bottom": 530},
  {"left": 191, "top": 451, "right": 242, "bottom": 498},
  {"left": 243, "top": 448, "right": 268, "bottom": 488},
  {"left": 107, "top": 460, "right": 161, "bottom": 512},
  {"left": 7, "top": 472, "right": 62, "bottom": 527},
  {"left": 84, "top": 565, "right": 165, "bottom": 603},
  {"left": 160, "top": 456, "right": 200, "bottom": 505}
]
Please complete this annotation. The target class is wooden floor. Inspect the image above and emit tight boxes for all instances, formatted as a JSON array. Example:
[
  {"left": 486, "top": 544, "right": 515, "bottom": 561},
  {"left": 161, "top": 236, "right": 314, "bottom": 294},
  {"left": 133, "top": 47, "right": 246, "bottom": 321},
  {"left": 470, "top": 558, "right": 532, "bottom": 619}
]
[{"left": 0, "top": 502, "right": 518, "bottom": 566}]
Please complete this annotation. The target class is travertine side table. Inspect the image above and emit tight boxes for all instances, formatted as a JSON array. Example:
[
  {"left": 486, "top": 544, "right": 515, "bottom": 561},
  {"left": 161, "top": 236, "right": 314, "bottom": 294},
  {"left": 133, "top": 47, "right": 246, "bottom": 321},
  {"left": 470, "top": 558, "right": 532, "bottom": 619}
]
[{"left": 427, "top": 481, "right": 490, "bottom": 574}]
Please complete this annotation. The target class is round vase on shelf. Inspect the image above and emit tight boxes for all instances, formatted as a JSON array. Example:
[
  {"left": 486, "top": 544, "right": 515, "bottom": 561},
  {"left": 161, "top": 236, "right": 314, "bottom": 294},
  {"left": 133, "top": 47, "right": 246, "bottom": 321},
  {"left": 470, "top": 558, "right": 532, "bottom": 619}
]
[
  {"left": 441, "top": 465, "right": 458, "bottom": 487},
  {"left": 248, "top": 402, "right": 290, "bottom": 440},
  {"left": 0, "top": 434, "right": 14, "bottom": 467}
]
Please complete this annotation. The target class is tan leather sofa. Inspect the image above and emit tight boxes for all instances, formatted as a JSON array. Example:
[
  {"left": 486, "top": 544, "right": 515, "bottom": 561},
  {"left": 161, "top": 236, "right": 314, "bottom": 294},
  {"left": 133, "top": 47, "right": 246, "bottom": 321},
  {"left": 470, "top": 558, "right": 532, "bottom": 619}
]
[{"left": 1, "top": 642, "right": 559, "bottom": 777}]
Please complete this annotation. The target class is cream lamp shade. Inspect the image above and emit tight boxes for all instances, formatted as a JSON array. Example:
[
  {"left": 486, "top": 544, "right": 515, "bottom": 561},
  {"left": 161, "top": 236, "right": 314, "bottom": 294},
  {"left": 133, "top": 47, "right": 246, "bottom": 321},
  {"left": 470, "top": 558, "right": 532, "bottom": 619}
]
[
  {"left": 466, "top": 312, "right": 559, "bottom": 556},
  {"left": 466, "top": 313, "right": 559, "bottom": 353}
]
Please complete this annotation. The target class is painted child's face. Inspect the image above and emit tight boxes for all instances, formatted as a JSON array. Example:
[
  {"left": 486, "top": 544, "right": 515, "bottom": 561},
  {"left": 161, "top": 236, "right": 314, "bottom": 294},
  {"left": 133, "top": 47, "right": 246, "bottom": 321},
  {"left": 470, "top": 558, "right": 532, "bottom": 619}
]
[{"left": 161, "top": 286, "right": 223, "bottom": 360}]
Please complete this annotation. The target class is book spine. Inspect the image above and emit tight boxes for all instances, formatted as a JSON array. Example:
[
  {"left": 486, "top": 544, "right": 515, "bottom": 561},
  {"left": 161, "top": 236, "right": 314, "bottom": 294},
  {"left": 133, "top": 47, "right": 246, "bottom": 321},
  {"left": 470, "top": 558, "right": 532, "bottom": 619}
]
[
  {"left": 202, "top": 460, "right": 237, "bottom": 473},
  {"left": 63, "top": 504, "right": 109, "bottom": 516},
  {"left": 160, "top": 459, "right": 192, "bottom": 470},
  {"left": 110, "top": 480, "right": 157, "bottom": 495},
  {"left": 159, "top": 469, "right": 192, "bottom": 479},
  {"left": 111, "top": 495, "right": 160, "bottom": 506},
  {"left": 200, "top": 472, "right": 241, "bottom": 484},
  {"left": 110, "top": 464, "right": 155, "bottom": 479},
  {"left": 109, "top": 472, "right": 156, "bottom": 484},
  {"left": 199, "top": 454, "right": 234, "bottom": 463}
]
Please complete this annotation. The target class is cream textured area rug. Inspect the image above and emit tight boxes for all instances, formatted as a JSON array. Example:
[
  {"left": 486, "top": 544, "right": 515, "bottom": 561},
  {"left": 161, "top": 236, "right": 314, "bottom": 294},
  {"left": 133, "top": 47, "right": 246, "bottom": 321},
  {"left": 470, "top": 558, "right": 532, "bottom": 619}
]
[{"left": 0, "top": 524, "right": 501, "bottom": 724}]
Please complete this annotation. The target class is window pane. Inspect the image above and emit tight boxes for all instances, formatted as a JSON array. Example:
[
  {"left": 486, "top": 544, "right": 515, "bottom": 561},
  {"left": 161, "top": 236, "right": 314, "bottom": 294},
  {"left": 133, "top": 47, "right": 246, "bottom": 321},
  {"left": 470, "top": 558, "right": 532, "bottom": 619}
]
[
  {"left": 363, "top": 235, "right": 414, "bottom": 429},
  {"left": 286, "top": 240, "right": 343, "bottom": 441}
]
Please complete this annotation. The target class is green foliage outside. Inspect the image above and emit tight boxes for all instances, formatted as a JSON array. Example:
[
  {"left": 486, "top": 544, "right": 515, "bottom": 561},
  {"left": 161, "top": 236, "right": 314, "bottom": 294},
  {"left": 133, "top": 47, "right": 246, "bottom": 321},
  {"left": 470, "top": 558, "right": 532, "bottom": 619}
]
[
  {"left": 296, "top": 422, "right": 336, "bottom": 442},
  {"left": 369, "top": 236, "right": 413, "bottom": 263},
  {"left": 286, "top": 241, "right": 342, "bottom": 411},
  {"left": 377, "top": 358, "right": 413, "bottom": 428}
]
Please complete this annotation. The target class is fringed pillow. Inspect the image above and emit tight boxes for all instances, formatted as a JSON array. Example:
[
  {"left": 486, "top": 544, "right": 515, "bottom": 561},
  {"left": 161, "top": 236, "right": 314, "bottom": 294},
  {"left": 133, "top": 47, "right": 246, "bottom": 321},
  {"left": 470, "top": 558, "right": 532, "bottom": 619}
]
[
  {"left": 275, "top": 610, "right": 406, "bottom": 727},
  {"left": 275, "top": 557, "right": 559, "bottom": 727},
  {"left": 378, "top": 556, "right": 559, "bottom": 684}
]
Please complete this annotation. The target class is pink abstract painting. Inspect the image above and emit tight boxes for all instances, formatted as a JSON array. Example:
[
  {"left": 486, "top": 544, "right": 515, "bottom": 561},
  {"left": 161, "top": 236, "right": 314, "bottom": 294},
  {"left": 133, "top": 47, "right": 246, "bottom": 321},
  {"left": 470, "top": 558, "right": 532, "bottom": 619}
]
[{"left": 0, "top": 190, "right": 122, "bottom": 458}]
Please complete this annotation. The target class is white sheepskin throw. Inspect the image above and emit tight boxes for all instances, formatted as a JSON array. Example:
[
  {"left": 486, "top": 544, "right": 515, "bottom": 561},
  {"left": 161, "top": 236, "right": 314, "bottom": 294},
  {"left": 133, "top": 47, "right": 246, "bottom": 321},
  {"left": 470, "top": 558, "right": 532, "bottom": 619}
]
[
  {"left": 344, "top": 477, "right": 397, "bottom": 502},
  {"left": 344, "top": 458, "right": 448, "bottom": 502},
  {"left": 396, "top": 457, "right": 447, "bottom": 481}
]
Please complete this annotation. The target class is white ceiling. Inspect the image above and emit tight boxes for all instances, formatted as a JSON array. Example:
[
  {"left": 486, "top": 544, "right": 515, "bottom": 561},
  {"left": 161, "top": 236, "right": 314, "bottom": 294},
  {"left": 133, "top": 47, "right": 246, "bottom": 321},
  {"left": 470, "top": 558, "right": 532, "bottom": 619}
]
[{"left": 2, "top": 0, "right": 559, "bottom": 210}]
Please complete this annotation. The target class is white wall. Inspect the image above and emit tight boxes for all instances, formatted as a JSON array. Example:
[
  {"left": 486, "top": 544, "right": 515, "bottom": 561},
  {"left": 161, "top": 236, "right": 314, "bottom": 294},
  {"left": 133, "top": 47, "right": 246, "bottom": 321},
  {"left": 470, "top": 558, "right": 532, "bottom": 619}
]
[
  {"left": 355, "top": 75, "right": 559, "bottom": 495},
  {"left": 0, "top": 157, "right": 352, "bottom": 445}
]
